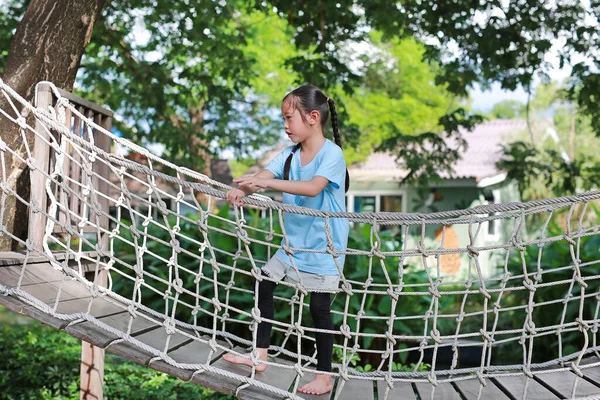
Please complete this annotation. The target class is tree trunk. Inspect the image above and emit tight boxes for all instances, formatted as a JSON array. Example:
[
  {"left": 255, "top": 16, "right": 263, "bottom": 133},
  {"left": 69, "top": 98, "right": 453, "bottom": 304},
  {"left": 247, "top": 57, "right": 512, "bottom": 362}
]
[{"left": 0, "top": 0, "right": 106, "bottom": 250}]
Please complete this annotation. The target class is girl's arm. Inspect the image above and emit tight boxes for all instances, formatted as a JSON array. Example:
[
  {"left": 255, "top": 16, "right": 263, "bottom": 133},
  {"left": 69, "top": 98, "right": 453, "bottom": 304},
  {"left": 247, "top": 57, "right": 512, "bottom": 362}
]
[
  {"left": 233, "top": 175, "right": 329, "bottom": 197},
  {"left": 226, "top": 170, "right": 276, "bottom": 206}
]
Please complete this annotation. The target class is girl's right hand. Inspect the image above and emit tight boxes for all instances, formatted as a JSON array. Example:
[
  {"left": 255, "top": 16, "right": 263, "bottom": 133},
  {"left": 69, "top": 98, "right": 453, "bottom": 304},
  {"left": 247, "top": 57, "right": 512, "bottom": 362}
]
[{"left": 226, "top": 188, "right": 246, "bottom": 206}]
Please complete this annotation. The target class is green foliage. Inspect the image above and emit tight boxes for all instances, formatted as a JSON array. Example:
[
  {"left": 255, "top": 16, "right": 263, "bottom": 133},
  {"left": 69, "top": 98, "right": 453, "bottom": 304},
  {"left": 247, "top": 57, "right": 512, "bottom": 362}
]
[
  {"left": 0, "top": 322, "right": 232, "bottom": 400},
  {"left": 487, "top": 100, "right": 525, "bottom": 120},
  {"left": 496, "top": 81, "right": 600, "bottom": 199},
  {"left": 0, "top": 0, "right": 28, "bottom": 76}
]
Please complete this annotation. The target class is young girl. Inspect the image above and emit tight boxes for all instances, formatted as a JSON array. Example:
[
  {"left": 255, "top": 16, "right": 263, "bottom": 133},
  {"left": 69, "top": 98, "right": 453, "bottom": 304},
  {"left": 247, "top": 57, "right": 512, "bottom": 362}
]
[{"left": 223, "top": 85, "right": 349, "bottom": 395}]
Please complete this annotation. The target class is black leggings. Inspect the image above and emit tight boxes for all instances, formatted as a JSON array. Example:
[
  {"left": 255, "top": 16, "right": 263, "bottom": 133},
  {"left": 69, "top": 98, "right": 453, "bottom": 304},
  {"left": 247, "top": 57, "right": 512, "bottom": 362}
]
[{"left": 256, "top": 278, "right": 334, "bottom": 372}]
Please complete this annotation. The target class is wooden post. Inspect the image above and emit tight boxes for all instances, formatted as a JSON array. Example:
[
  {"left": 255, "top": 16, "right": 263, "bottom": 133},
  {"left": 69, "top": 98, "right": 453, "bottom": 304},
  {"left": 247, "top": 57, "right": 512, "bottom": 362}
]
[
  {"left": 80, "top": 109, "right": 111, "bottom": 400},
  {"left": 28, "top": 83, "right": 53, "bottom": 253},
  {"left": 30, "top": 84, "right": 113, "bottom": 400},
  {"left": 80, "top": 268, "right": 106, "bottom": 400}
]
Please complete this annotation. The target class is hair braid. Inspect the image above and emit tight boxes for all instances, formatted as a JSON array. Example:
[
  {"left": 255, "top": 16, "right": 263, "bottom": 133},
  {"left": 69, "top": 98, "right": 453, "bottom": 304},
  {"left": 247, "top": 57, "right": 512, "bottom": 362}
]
[
  {"left": 327, "top": 98, "right": 342, "bottom": 149},
  {"left": 327, "top": 98, "right": 349, "bottom": 192}
]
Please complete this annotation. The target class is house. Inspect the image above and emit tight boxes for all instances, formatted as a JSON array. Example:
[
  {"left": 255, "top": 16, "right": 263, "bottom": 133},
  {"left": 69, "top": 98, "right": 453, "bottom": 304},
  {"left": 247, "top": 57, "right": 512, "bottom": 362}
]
[{"left": 247, "top": 119, "right": 529, "bottom": 278}]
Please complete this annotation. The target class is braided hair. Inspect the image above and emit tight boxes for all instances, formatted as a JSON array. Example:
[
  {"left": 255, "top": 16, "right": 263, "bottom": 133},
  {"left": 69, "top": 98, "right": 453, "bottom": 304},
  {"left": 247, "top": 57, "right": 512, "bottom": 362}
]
[{"left": 282, "top": 85, "right": 349, "bottom": 192}]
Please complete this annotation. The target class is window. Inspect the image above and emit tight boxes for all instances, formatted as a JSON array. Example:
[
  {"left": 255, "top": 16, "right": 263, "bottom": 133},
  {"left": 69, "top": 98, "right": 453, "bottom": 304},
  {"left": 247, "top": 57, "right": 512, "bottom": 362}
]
[
  {"left": 346, "top": 191, "right": 406, "bottom": 229},
  {"left": 484, "top": 190, "right": 500, "bottom": 240},
  {"left": 354, "top": 196, "right": 376, "bottom": 213},
  {"left": 381, "top": 195, "right": 403, "bottom": 213}
]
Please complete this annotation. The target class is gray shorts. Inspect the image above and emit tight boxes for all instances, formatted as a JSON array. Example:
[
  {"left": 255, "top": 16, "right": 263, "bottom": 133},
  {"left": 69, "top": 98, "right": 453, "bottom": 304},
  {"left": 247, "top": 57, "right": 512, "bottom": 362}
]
[{"left": 261, "top": 256, "right": 340, "bottom": 292}]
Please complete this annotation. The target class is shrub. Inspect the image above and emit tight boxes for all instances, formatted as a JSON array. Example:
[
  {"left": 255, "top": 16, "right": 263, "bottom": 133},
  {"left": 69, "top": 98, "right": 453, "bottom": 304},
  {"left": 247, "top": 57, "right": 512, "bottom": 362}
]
[{"left": 0, "top": 321, "right": 232, "bottom": 400}]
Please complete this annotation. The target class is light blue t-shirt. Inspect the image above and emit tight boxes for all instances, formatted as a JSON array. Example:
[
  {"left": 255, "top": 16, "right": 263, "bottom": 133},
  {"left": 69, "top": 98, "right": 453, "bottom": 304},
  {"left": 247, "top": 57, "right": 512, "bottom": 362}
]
[{"left": 265, "top": 139, "right": 349, "bottom": 276}]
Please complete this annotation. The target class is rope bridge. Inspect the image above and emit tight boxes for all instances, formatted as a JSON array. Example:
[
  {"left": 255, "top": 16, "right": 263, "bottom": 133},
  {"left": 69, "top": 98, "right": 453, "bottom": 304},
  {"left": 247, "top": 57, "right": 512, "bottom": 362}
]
[{"left": 0, "top": 80, "right": 600, "bottom": 400}]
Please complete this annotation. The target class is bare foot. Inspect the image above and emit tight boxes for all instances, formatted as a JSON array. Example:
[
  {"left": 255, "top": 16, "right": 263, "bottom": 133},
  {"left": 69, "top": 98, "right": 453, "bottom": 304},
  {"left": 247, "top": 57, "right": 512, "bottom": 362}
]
[
  {"left": 298, "top": 374, "right": 333, "bottom": 396},
  {"left": 222, "top": 348, "right": 268, "bottom": 372}
]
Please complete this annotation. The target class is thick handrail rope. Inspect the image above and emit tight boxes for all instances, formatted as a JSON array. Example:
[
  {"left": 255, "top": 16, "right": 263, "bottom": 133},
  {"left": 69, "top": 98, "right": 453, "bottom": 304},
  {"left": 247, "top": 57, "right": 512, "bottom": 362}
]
[{"left": 1, "top": 79, "right": 599, "bottom": 399}]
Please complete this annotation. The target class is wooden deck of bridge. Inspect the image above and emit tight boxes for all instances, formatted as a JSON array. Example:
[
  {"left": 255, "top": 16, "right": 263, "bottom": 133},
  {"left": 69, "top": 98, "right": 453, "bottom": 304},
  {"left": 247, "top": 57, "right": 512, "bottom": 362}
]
[{"left": 1, "top": 251, "right": 599, "bottom": 400}]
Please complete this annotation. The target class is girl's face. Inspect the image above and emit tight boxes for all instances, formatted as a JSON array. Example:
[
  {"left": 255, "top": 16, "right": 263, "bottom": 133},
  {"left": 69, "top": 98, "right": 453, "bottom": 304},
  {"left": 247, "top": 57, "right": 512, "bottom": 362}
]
[{"left": 281, "top": 100, "right": 319, "bottom": 143}]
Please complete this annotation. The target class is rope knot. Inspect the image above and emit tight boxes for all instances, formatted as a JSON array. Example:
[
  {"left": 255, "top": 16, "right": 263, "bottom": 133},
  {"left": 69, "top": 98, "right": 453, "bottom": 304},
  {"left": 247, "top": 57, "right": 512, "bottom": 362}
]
[
  {"left": 210, "top": 259, "right": 220, "bottom": 273},
  {"left": 251, "top": 307, "right": 262, "bottom": 324},
  {"left": 163, "top": 317, "right": 176, "bottom": 335},
  {"left": 385, "top": 373, "right": 394, "bottom": 389},
  {"left": 430, "top": 329, "right": 442, "bottom": 344},
  {"left": 416, "top": 241, "right": 429, "bottom": 257},
  {"left": 563, "top": 234, "right": 576, "bottom": 247},
  {"left": 478, "top": 287, "right": 491, "bottom": 300},
  {"left": 281, "top": 245, "right": 294, "bottom": 257},
  {"left": 211, "top": 297, "right": 222, "bottom": 313},
  {"left": 294, "top": 363, "right": 305, "bottom": 377},
  {"left": 236, "top": 227, "right": 250, "bottom": 245},
  {"left": 341, "top": 282, "right": 354, "bottom": 296},
  {"left": 570, "top": 362, "right": 584, "bottom": 377},
  {"left": 196, "top": 218, "right": 209, "bottom": 233},
  {"left": 574, "top": 275, "right": 588, "bottom": 288},
  {"left": 428, "top": 286, "right": 442, "bottom": 299},
  {"left": 456, "top": 312, "right": 465, "bottom": 323},
  {"left": 172, "top": 278, "right": 183, "bottom": 294},
  {"left": 16, "top": 116, "right": 27, "bottom": 129},
  {"left": 385, "top": 331, "right": 397, "bottom": 346},
  {"left": 386, "top": 287, "right": 399, "bottom": 302},
  {"left": 251, "top": 266, "right": 263, "bottom": 281},
  {"left": 370, "top": 244, "right": 385, "bottom": 260},
  {"left": 522, "top": 279, "right": 536, "bottom": 292},
  {"left": 476, "top": 372, "right": 486, "bottom": 386},
  {"left": 293, "top": 322, "right": 305, "bottom": 337},
  {"left": 127, "top": 305, "right": 138, "bottom": 318},
  {"left": 510, "top": 237, "right": 526, "bottom": 252},
  {"left": 576, "top": 318, "right": 590, "bottom": 332},
  {"left": 340, "top": 324, "right": 352, "bottom": 339},
  {"left": 170, "top": 238, "right": 181, "bottom": 253},
  {"left": 525, "top": 320, "right": 537, "bottom": 336},
  {"left": 480, "top": 329, "right": 494, "bottom": 343},
  {"left": 427, "top": 372, "right": 438, "bottom": 387},
  {"left": 466, "top": 245, "right": 479, "bottom": 257},
  {"left": 209, "top": 339, "right": 218, "bottom": 353},
  {"left": 191, "top": 306, "right": 200, "bottom": 316}
]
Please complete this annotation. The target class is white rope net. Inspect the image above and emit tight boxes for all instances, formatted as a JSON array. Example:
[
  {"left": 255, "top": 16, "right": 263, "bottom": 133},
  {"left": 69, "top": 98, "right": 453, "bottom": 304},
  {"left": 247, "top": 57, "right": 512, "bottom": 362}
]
[{"left": 1, "top": 80, "right": 600, "bottom": 399}]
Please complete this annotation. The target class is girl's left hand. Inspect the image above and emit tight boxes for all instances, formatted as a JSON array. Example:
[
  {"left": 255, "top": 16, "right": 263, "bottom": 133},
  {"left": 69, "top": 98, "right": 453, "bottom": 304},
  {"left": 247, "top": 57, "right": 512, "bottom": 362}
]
[{"left": 233, "top": 176, "right": 271, "bottom": 189}]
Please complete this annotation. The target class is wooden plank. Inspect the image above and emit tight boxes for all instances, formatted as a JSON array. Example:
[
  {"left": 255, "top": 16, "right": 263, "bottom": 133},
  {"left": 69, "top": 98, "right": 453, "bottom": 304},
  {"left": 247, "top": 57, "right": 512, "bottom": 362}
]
[
  {"left": 0, "top": 264, "right": 66, "bottom": 287},
  {"left": 579, "top": 356, "right": 600, "bottom": 386},
  {"left": 134, "top": 325, "right": 193, "bottom": 353},
  {"left": 20, "top": 278, "right": 93, "bottom": 304},
  {"left": 55, "top": 295, "right": 124, "bottom": 317},
  {"left": 454, "top": 378, "right": 511, "bottom": 400},
  {"left": 149, "top": 336, "right": 229, "bottom": 381},
  {"left": 534, "top": 370, "right": 600, "bottom": 398},
  {"left": 56, "top": 87, "right": 113, "bottom": 118},
  {"left": 0, "top": 293, "right": 69, "bottom": 330},
  {"left": 238, "top": 356, "right": 298, "bottom": 400},
  {"left": 0, "top": 250, "right": 100, "bottom": 266},
  {"left": 493, "top": 375, "right": 559, "bottom": 400},
  {"left": 415, "top": 381, "right": 461, "bottom": 400},
  {"left": 376, "top": 379, "right": 416, "bottom": 400},
  {"left": 200, "top": 346, "right": 253, "bottom": 395},
  {"left": 66, "top": 309, "right": 161, "bottom": 348},
  {"left": 334, "top": 377, "right": 374, "bottom": 400}
]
